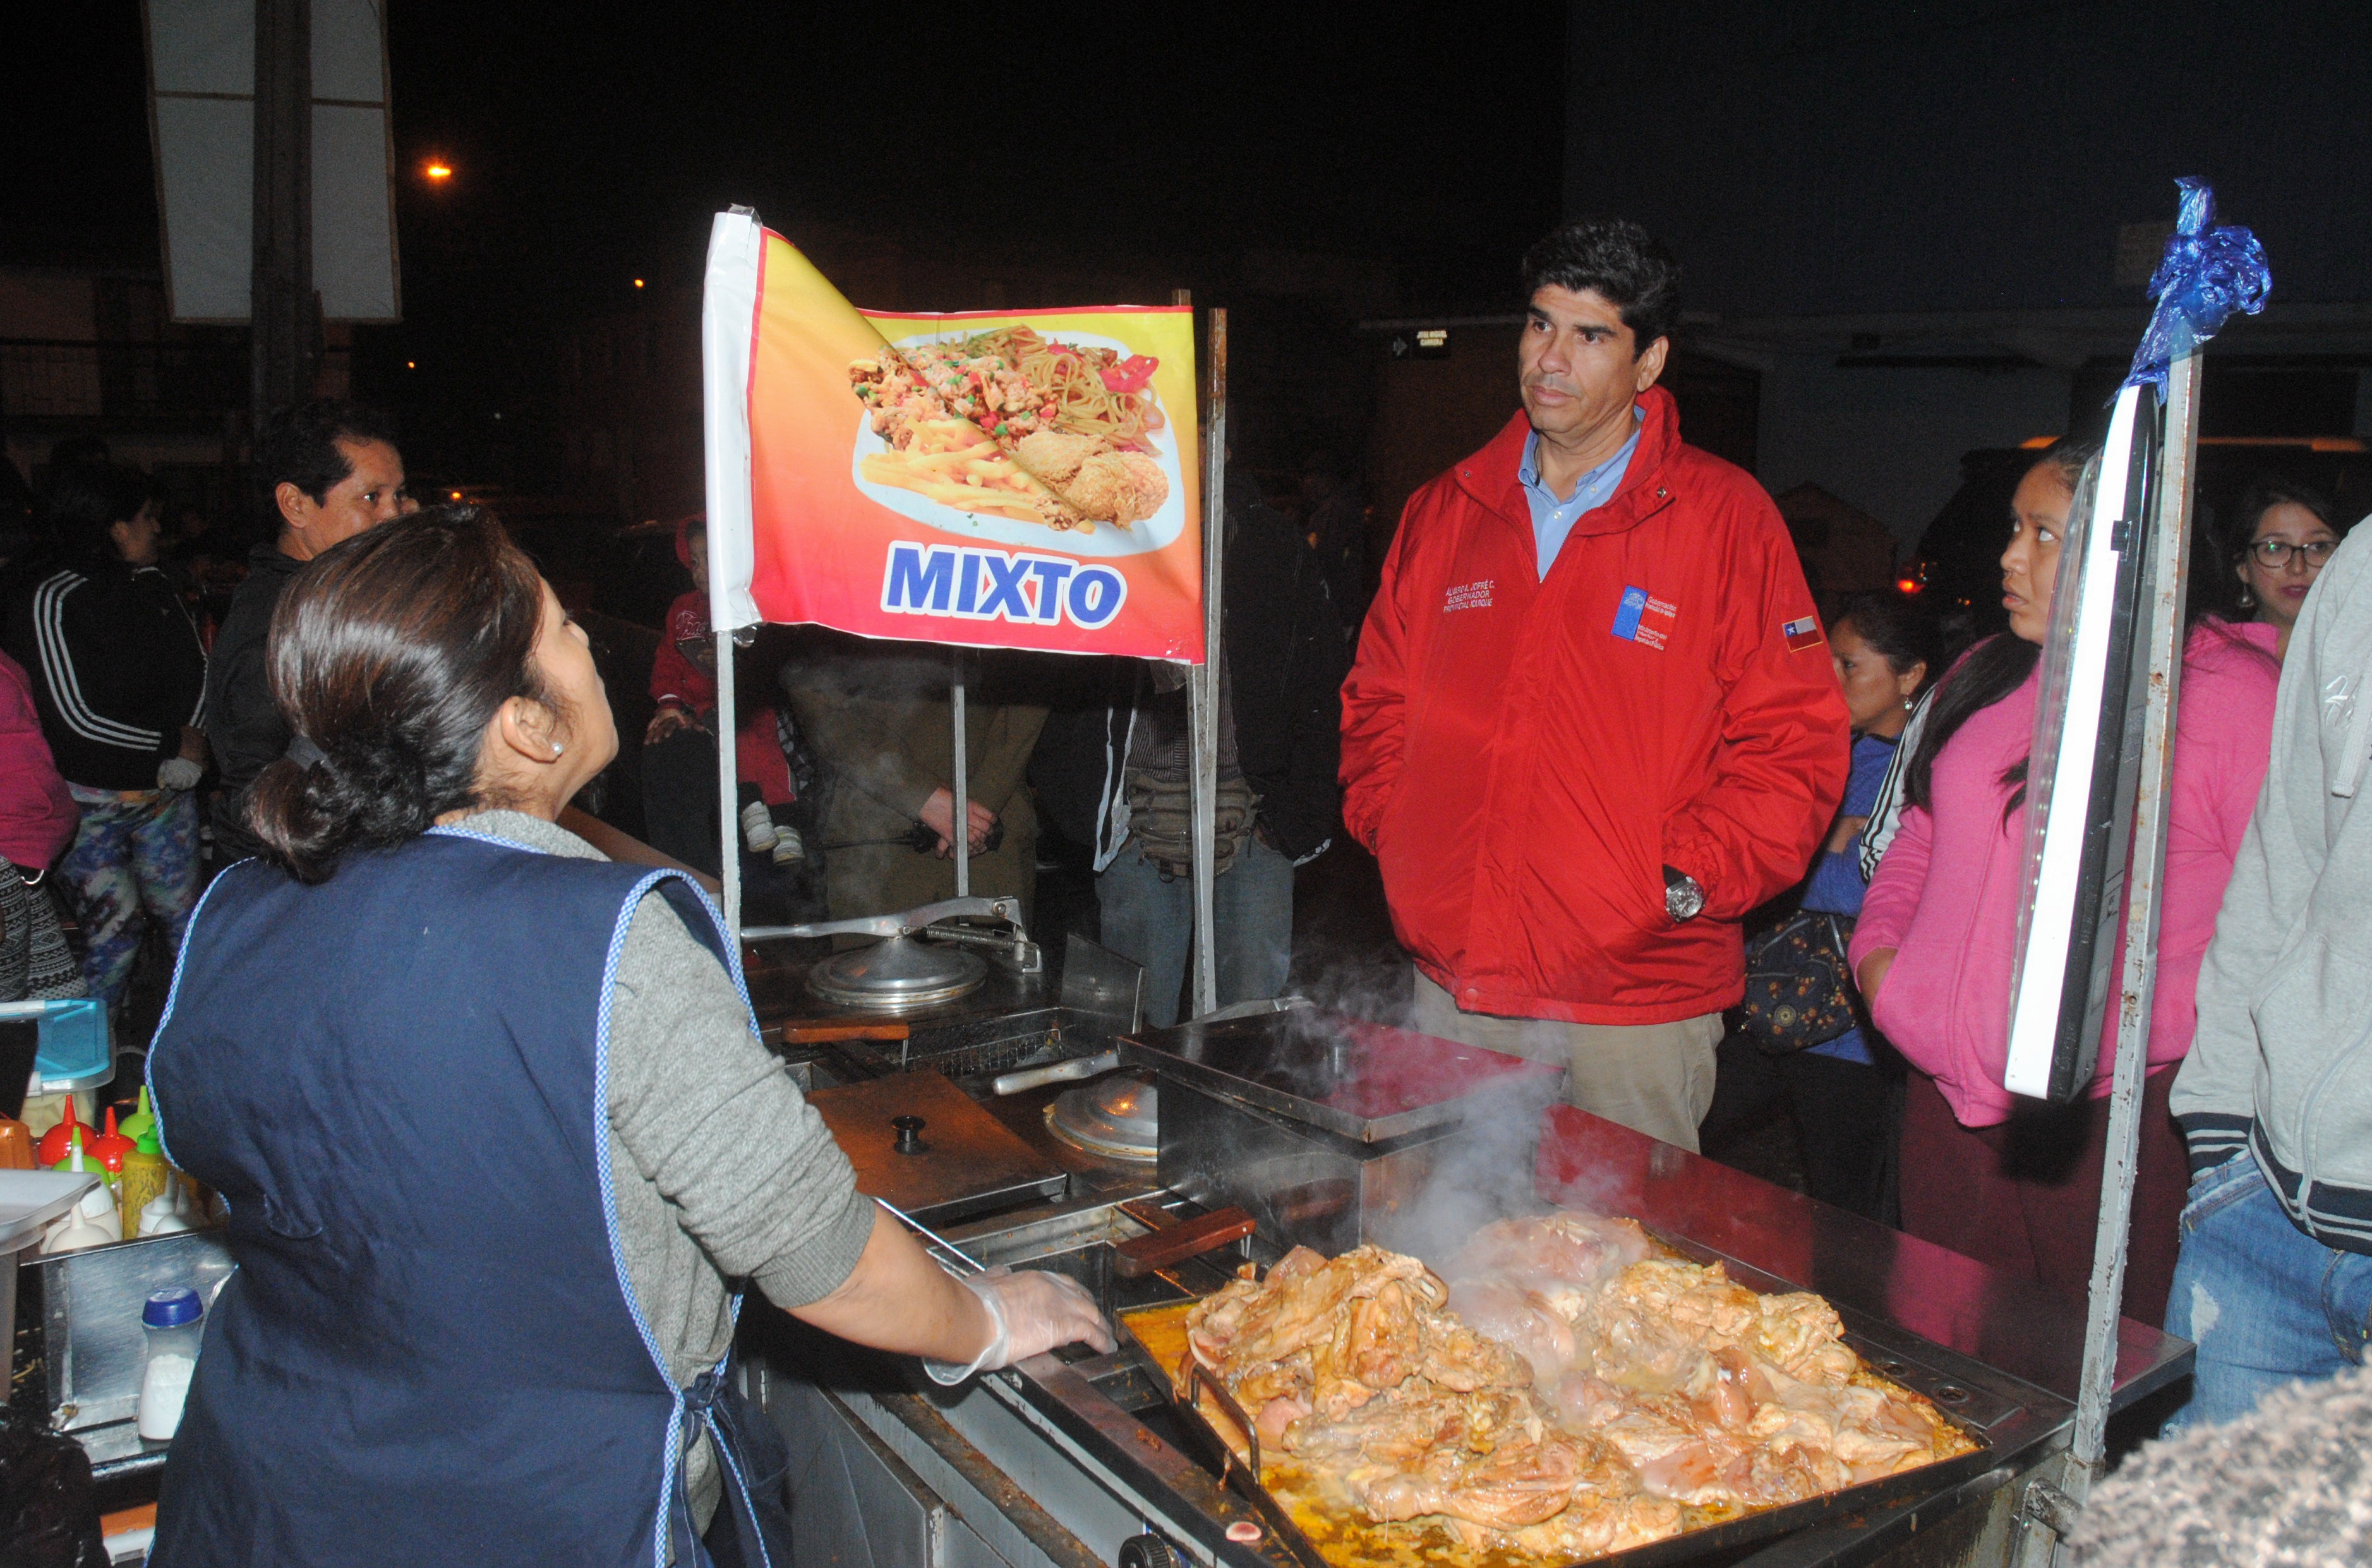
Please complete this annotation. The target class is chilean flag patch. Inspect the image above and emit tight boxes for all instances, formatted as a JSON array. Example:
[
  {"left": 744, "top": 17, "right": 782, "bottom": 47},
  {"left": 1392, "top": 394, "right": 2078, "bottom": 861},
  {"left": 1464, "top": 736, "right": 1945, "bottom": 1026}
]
[{"left": 1782, "top": 614, "right": 1826, "bottom": 652}]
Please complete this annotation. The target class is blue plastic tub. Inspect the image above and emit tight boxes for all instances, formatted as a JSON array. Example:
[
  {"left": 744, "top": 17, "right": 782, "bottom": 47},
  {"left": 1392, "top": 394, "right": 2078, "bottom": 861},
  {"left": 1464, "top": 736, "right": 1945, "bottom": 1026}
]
[{"left": 0, "top": 999, "right": 113, "bottom": 1092}]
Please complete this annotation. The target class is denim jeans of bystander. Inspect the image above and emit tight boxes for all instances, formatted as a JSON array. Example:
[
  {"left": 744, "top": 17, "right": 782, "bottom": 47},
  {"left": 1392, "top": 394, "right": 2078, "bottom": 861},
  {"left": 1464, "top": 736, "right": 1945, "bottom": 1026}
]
[
  {"left": 1095, "top": 833, "right": 1295, "bottom": 1028},
  {"left": 2162, "top": 1152, "right": 2372, "bottom": 1433}
]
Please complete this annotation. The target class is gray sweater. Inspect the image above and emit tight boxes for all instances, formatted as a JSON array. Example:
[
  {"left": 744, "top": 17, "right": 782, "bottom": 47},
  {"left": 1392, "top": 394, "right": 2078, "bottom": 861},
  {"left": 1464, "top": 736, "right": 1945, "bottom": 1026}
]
[
  {"left": 462, "top": 811, "right": 875, "bottom": 1527},
  {"left": 2172, "top": 527, "right": 2372, "bottom": 1253}
]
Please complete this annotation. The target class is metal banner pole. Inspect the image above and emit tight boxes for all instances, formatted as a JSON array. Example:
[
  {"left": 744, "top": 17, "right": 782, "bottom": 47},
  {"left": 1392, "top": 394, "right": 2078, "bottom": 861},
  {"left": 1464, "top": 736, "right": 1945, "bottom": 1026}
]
[
  {"left": 1189, "top": 301, "right": 1227, "bottom": 1018},
  {"left": 951, "top": 650, "right": 970, "bottom": 898},
  {"left": 249, "top": 0, "right": 313, "bottom": 432},
  {"left": 2014, "top": 347, "right": 2203, "bottom": 1559},
  {"left": 714, "top": 627, "right": 742, "bottom": 944}
]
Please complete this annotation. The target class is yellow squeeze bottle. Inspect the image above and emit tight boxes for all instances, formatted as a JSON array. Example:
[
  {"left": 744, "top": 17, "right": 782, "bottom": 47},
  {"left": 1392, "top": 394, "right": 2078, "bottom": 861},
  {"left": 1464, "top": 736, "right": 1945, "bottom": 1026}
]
[{"left": 118, "top": 1129, "right": 169, "bottom": 1238}]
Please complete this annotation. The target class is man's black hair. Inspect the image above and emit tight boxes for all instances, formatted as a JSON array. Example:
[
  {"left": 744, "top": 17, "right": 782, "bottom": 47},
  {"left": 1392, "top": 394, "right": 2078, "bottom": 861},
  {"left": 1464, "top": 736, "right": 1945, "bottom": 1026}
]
[
  {"left": 258, "top": 399, "right": 400, "bottom": 507},
  {"left": 1520, "top": 219, "right": 1682, "bottom": 356}
]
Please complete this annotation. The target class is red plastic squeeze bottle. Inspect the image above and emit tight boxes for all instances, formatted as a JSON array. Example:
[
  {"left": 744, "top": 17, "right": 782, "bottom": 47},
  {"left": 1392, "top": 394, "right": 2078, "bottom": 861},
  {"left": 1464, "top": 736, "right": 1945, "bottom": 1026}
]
[
  {"left": 36, "top": 1097, "right": 88, "bottom": 1168},
  {"left": 87, "top": 1106, "right": 135, "bottom": 1175}
]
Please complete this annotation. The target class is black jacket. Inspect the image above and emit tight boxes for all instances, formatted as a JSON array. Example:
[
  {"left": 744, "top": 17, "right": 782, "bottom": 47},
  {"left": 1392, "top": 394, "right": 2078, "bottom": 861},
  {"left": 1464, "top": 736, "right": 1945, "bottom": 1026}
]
[
  {"left": 1030, "top": 501, "right": 1347, "bottom": 865},
  {"left": 202, "top": 543, "right": 304, "bottom": 860},
  {"left": 3, "top": 562, "right": 208, "bottom": 792},
  {"left": 1224, "top": 504, "right": 1347, "bottom": 860}
]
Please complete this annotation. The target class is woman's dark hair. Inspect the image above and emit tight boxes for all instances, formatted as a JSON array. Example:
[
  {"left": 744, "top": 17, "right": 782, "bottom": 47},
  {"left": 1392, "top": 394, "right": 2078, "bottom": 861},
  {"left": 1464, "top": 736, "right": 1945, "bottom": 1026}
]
[
  {"left": 248, "top": 505, "right": 558, "bottom": 883},
  {"left": 1832, "top": 589, "right": 1942, "bottom": 701},
  {"left": 40, "top": 463, "right": 152, "bottom": 571},
  {"left": 2227, "top": 477, "right": 2346, "bottom": 563},
  {"left": 1903, "top": 442, "right": 2096, "bottom": 817},
  {"left": 1519, "top": 218, "right": 1682, "bottom": 352}
]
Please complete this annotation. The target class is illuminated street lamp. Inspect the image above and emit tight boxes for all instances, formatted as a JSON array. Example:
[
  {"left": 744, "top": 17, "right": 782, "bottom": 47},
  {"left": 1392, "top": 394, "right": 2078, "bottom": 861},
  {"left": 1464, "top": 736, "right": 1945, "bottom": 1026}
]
[{"left": 424, "top": 160, "right": 453, "bottom": 183}]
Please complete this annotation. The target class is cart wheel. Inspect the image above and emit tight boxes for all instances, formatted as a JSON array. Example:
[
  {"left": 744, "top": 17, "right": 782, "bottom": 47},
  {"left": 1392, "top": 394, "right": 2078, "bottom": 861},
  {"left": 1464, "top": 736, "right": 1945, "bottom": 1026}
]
[{"left": 1117, "top": 1533, "right": 1180, "bottom": 1568}]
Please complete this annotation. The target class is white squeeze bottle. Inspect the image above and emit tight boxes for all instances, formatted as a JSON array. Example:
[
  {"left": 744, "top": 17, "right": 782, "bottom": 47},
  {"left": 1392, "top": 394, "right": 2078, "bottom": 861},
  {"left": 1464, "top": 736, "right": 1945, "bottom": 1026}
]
[
  {"left": 137, "top": 1287, "right": 205, "bottom": 1441},
  {"left": 140, "top": 1169, "right": 195, "bottom": 1237}
]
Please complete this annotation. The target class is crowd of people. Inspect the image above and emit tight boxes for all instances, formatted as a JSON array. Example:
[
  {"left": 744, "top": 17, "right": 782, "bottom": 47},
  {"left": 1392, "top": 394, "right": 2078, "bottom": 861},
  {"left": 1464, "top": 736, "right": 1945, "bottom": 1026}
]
[
  {"left": 0, "top": 213, "right": 2363, "bottom": 1555},
  {"left": 1337, "top": 215, "right": 2367, "bottom": 1507}
]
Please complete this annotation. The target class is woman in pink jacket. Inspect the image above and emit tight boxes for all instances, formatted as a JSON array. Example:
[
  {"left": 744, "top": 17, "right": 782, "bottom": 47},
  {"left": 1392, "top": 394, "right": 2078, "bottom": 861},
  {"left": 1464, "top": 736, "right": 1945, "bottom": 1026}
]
[
  {"left": 0, "top": 646, "right": 81, "bottom": 1000},
  {"left": 1848, "top": 443, "right": 2280, "bottom": 1324}
]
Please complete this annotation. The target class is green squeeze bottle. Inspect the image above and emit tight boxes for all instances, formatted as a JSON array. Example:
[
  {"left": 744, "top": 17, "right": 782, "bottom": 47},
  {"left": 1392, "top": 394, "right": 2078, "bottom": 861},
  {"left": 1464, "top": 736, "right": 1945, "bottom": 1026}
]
[{"left": 118, "top": 1085, "right": 156, "bottom": 1144}]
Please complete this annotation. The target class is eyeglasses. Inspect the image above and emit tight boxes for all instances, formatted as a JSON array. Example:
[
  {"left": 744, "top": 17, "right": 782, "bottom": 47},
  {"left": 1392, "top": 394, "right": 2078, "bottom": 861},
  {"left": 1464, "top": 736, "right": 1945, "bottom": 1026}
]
[{"left": 2247, "top": 538, "right": 2339, "bottom": 569}]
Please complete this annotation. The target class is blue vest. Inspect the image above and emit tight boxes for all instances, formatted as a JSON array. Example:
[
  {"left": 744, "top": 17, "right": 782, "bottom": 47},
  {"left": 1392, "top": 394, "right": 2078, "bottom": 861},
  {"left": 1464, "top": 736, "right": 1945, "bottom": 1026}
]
[{"left": 147, "top": 829, "right": 747, "bottom": 1567}]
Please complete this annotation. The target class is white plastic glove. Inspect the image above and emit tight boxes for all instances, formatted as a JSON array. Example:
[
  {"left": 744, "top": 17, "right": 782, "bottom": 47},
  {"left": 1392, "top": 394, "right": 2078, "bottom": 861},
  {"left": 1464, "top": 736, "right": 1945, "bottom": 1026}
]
[
  {"left": 924, "top": 1265, "right": 1116, "bottom": 1384},
  {"left": 158, "top": 757, "right": 204, "bottom": 792}
]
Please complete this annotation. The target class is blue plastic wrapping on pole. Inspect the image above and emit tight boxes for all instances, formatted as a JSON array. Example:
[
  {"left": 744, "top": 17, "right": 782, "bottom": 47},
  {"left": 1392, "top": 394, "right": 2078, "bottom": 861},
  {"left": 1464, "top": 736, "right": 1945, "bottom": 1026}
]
[{"left": 2123, "top": 178, "right": 2272, "bottom": 402}]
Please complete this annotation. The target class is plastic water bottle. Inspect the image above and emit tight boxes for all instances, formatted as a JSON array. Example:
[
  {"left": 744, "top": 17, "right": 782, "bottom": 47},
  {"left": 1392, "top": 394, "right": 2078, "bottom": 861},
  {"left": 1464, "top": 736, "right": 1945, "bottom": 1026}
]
[{"left": 136, "top": 1288, "right": 205, "bottom": 1441}]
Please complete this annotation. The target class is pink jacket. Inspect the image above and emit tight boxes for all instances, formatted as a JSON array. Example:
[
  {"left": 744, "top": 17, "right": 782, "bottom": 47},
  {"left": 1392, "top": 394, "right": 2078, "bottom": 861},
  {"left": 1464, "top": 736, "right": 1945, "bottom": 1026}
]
[
  {"left": 1850, "top": 621, "right": 2279, "bottom": 1127},
  {"left": 0, "top": 648, "right": 78, "bottom": 869}
]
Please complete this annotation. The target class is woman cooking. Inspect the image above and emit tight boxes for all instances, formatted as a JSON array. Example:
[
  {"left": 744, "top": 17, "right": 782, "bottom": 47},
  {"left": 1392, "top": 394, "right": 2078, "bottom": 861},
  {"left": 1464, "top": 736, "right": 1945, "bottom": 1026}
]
[{"left": 144, "top": 508, "right": 1110, "bottom": 1564}]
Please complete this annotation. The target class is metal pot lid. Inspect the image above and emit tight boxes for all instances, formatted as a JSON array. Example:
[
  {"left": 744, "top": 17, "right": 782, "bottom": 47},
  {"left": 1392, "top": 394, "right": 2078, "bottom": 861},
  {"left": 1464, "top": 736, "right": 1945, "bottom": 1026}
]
[
  {"left": 806, "top": 934, "right": 989, "bottom": 1012},
  {"left": 1047, "top": 1070, "right": 1159, "bottom": 1162}
]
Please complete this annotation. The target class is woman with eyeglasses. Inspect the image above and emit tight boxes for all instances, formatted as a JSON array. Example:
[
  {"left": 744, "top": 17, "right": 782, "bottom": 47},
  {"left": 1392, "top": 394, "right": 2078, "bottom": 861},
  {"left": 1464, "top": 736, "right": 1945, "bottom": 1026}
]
[{"left": 2229, "top": 480, "right": 2347, "bottom": 660}]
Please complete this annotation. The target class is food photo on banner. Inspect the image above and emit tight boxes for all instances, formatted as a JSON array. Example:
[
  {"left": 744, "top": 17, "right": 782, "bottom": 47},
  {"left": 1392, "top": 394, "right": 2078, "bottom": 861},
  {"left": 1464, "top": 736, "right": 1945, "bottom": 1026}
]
[{"left": 701, "top": 211, "right": 1205, "bottom": 663}]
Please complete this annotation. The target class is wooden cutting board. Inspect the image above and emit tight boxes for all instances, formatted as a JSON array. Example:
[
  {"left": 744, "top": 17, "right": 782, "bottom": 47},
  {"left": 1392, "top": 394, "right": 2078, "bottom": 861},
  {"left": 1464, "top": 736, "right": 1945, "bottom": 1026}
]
[{"left": 807, "top": 1070, "right": 1066, "bottom": 1226}]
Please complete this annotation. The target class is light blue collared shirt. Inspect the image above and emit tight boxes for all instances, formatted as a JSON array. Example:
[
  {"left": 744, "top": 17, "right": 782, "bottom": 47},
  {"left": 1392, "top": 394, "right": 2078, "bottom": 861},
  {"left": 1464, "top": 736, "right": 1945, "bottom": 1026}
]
[{"left": 1518, "top": 407, "right": 1644, "bottom": 579}]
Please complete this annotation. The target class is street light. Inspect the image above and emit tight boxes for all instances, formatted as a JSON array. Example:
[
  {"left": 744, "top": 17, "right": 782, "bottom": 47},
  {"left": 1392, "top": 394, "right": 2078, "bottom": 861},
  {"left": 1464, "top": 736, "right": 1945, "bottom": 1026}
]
[
  {"left": 424, "top": 160, "right": 453, "bottom": 183},
  {"left": 633, "top": 278, "right": 645, "bottom": 289}
]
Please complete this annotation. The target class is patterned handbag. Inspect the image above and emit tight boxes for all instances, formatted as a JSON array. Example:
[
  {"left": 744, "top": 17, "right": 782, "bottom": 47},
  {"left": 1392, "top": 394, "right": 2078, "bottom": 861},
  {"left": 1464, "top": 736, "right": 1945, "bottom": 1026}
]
[{"left": 1740, "top": 910, "right": 1860, "bottom": 1053}]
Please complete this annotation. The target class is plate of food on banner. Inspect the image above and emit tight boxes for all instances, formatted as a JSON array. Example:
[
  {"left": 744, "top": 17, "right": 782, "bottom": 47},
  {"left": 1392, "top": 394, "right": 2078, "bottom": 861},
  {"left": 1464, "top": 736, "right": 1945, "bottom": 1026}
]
[{"left": 848, "top": 327, "right": 1188, "bottom": 558}]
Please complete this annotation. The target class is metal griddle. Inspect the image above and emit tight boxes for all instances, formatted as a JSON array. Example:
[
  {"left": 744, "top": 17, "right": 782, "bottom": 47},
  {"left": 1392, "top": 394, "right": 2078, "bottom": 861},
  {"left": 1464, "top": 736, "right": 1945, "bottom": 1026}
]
[
  {"left": 1119, "top": 1006, "right": 1566, "bottom": 1142},
  {"left": 1117, "top": 1255, "right": 2004, "bottom": 1568}
]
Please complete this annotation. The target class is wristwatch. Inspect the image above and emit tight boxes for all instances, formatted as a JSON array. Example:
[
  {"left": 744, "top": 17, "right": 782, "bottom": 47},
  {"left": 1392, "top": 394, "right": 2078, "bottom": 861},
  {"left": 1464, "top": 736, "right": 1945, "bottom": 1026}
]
[{"left": 1663, "top": 865, "right": 1706, "bottom": 924}]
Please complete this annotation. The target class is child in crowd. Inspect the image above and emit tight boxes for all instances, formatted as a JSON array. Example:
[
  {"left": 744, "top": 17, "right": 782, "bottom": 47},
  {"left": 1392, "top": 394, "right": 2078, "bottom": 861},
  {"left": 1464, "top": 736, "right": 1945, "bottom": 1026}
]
[{"left": 642, "top": 514, "right": 806, "bottom": 874}]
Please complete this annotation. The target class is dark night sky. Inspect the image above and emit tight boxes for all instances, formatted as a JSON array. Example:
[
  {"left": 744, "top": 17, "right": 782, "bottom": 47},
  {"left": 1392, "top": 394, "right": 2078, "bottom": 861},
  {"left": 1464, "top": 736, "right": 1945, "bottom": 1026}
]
[{"left": 6, "top": 4, "right": 1566, "bottom": 378}]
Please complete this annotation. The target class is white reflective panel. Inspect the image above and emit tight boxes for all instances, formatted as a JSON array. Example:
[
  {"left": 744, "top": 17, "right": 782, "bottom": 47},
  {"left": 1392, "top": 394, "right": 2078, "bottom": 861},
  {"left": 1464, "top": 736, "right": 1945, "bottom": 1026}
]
[
  {"left": 310, "top": 0, "right": 385, "bottom": 102},
  {"left": 311, "top": 103, "right": 398, "bottom": 320},
  {"left": 152, "top": 95, "right": 253, "bottom": 322},
  {"left": 146, "top": 0, "right": 251, "bottom": 95}
]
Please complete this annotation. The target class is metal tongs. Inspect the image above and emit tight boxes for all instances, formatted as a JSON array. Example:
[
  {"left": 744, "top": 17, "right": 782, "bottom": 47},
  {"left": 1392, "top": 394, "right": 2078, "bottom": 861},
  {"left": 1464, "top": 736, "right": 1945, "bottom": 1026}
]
[{"left": 745, "top": 896, "right": 1044, "bottom": 974}]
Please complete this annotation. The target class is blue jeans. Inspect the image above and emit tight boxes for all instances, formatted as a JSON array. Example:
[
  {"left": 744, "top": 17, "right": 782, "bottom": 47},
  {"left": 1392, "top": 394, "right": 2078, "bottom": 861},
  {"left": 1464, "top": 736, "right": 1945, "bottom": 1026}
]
[
  {"left": 2162, "top": 1152, "right": 2372, "bottom": 1432},
  {"left": 1096, "top": 834, "right": 1295, "bottom": 1028}
]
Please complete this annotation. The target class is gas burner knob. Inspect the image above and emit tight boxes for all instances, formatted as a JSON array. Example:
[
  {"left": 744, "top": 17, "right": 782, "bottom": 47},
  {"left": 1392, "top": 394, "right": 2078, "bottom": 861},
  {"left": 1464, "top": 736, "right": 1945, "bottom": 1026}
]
[
  {"left": 1117, "top": 1534, "right": 1179, "bottom": 1568},
  {"left": 891, "top": 1115, "right": 929, "bottom": 1154}
]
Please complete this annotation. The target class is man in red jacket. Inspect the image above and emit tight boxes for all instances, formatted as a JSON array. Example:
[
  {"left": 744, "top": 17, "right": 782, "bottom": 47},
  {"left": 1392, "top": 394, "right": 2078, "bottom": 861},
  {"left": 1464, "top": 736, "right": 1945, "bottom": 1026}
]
[{"left": 1340, "top": 219, "right": 1848, "bottom": 1150}]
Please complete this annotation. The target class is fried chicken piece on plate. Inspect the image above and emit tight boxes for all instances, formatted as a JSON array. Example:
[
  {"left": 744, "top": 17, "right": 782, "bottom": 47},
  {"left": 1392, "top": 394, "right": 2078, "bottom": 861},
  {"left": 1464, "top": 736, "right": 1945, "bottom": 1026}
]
[
  {"left": 1013, "top": 430, "right": 1098, "bottom": 484},
  {"left": 1064, "top": 450, "right": 1168, "bottom": 525}
]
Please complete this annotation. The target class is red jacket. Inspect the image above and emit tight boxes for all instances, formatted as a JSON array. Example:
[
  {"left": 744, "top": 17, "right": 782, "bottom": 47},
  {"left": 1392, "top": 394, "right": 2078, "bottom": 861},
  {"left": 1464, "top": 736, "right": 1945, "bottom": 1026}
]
[{"left": 1340, "top": 390, "right": 1850, "bottom": 1025}]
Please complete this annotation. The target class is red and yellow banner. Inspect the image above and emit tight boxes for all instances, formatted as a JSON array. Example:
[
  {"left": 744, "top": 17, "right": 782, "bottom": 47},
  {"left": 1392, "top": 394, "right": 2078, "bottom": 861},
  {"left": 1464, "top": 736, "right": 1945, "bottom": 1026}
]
[{"left": 727, "top": 227, "right": 1203, "bottom": 661}]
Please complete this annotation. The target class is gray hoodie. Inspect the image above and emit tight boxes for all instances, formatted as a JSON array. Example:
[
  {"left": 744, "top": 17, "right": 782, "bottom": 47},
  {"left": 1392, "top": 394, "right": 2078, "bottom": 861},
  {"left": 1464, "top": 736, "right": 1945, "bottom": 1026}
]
[{"left": 2173, "top": 523, "right": 2372, "bottom": 1254}]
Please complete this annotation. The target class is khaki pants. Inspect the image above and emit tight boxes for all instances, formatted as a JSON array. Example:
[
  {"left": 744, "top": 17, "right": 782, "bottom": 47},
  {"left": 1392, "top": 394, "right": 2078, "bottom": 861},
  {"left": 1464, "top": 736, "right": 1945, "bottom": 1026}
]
[{"left": 1411, "top": 971, "right": 1721, "bottom": 1152}]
